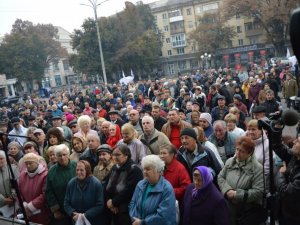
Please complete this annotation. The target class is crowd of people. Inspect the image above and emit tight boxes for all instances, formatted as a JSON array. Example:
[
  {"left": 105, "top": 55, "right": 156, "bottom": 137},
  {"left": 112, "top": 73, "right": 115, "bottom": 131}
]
[{"left": 0, "top": 62, "right": 299, "bottom": 225}]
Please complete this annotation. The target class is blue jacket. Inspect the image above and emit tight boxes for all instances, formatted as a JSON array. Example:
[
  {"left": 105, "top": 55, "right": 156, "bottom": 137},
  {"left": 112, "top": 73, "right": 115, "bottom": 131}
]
[
  {"left": 129, "top": 176, "right": 176, "bottom": 225},
  {"left": 64, "top": 176, "right": 104, "bottom": 225}
]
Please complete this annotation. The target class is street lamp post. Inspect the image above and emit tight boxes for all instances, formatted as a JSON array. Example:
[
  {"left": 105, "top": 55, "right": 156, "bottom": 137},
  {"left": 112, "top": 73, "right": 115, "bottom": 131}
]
[
  {"left": 81, "top": 0, "right": 109, "bottom": 84},
  {"left": 200, "top": 53, "right": 211, "bottom": 70}
]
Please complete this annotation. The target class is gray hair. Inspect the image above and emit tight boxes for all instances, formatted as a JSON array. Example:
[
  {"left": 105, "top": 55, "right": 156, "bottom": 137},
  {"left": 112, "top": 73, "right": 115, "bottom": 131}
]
[
  {"left": 213, "top": 120, "right": 227, "bottom": 129},
  {"left": 141, "top": 155, "right": 165, "bottom": 173},
  {"left": 86, "top": 133, "right": 100, "bottom": 142},
  {"left": 0, "top": 150, "right": 6, "bottom": 158},
  {"left": 77, "top": 115, "right": 91, "bottom": 127},
  {"left": 142, "top": 115, "right": 154, "bottom": 125},
  {"left": 54, "top": 144, "right": 70, "bottom": 157}
]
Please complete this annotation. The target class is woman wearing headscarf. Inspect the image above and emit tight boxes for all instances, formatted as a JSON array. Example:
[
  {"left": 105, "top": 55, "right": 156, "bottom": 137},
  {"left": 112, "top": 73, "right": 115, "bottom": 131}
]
[
  {"left": 106, "top": 123, "right": 122, "bottom": 148},
  {"left": 8, "top": 141, "right": 24, "bottom": 163},
  {"left": 70, "top": 136, "right": 88, "bottom": 162},
  {"left": 0, "top": 150, "right": 19, "bottom": 210},
  {"left": 18, "top": 153, "right": 51, "bottom": 224},
  {"left": 183, "top": 166, "right": 229, "bottom": 225},
  {"left": 64, "top": 160, "right": 104, "bottom": 225}
]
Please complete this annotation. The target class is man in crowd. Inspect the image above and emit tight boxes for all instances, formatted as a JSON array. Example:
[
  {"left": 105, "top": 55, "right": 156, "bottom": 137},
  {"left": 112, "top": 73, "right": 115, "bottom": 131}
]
[
  {"left": 108, "top": 110, "right": 125, "bottom": 128},
  {"left": 211, "top": 95, "right": 228, "bottom": 124},
  {"left": 8, "top": 117, "right": 28, "bottom": 146},
  {"left": 151, "top": 103, "right": 167, "bottom": 132},
  {"left": 100, "top": 121, "right": 111, "bottom": 145},
  {"left": 128, "top": 109, "right": 143, "bottom": 136}
]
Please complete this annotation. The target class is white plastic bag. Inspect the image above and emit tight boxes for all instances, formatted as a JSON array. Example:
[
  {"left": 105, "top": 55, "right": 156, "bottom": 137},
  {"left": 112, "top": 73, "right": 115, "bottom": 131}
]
[{"left": 75, "top": 213, "right": 91, "bottom": 225}]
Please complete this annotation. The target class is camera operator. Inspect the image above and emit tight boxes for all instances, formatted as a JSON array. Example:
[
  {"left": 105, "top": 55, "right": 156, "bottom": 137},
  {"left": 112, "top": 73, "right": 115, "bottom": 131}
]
[{"left": 272, "top": 129, "right": 300, "bottom": 225}]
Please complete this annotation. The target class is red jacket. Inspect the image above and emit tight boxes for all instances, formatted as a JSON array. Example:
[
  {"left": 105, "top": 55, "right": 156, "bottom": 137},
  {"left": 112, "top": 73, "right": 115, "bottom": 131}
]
[{"left": 163, "top": 158, "right": 191, "bottom": 202}]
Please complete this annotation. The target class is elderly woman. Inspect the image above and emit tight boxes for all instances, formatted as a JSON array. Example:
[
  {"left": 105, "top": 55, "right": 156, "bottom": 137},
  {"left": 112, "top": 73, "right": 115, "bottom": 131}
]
[
  {"left": 0, "top": 150, "right": 19, "bottom": 210},
  {"left": 19, "top": 153, "right": 51, "bottom": 224},
  {"left": 70, "top": 136, "right": 88, "bottom": 162},
  {"left": 159, "top": 144, "right": 191, "bottom": 203},
  {"left": 106, "top": 144, "right": 143, "bottom": 225},
  {"left": 247, "top": 119, "right": 270, "bottom": 177},
  {"left": 44, "top": 127, "right": 69, "bottom": 163},
  {"left": 224, "top": 113, "right": 245, "bottom": 137},
  {"left": 183, "top": 166, "right": 229, "bottom": 225},
  {"left": 64, "top": 160, "right": 104, "bottom": 225},
  {"left": 190, "top": 111, "right": 200, "bottom": 127},
  {"left": 129, "top": 155, "right": 176, "bottom": 225},
  {"left": 107, "top": 123, "right": 122, "bottom": 148},
  {"left": 74, "top": 115, "right": 98, "bottom": 140},
  {"left": 46, "top": 144, "right": 76, "bottom": 225},
  {"left": 117, "top": 123, "right": 147, "bottom": 165},
  {"left": 8, "top": 141, "right": 23, "bottom": 163},
  {"left": 218, "top": 136, "right": 265, "bottom": 225}
]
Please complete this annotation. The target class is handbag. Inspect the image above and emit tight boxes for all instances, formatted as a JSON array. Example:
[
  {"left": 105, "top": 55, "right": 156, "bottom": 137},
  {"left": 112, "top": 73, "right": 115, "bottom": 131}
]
[{"left": 236, "top": 192, "right": 268, "bottom": 225}]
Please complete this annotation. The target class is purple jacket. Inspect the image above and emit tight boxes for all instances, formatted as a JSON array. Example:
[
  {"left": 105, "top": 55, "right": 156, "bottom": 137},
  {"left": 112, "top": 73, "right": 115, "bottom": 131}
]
[
  {"left": 248, "top": 84, "right": 261, "bottom": 103},
  {"left": 183, "top": 183, "right": 229, "bottom": 225}
]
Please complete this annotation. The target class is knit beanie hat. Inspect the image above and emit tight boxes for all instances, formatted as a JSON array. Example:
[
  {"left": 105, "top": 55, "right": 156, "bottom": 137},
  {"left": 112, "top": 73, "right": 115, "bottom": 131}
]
[
  {"left": 66, "top": 112, "right": 76, "bottom": 124},
  {"left": 200, "top": 113, "right": 212, "bottom": 125},
  {"left": 23, "top": 153, "right": 39, "bottom": 164},
  {"left": 180, "top": 128, "right": 197, "bottom": 140}
]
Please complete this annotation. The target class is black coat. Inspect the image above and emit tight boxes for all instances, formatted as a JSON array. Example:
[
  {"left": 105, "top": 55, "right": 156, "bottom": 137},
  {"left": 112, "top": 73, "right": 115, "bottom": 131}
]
[{"left": 154, "top": 116, "right": 167, "bottom": 132}]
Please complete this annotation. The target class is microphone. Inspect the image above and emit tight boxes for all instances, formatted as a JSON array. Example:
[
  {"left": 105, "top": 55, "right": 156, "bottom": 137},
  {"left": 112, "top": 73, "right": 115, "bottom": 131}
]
[
  {"left": 290, "top": 8, "right": 300, "bottom": 62},
  {"left": 282, "top": 109, "right": 299, "bottom": 126}
]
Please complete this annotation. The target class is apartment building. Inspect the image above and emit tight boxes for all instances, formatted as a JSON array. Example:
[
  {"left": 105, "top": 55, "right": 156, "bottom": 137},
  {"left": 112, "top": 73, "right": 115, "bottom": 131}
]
[{"left": 149, "top": 0, "right": 271, "bottom": 75}]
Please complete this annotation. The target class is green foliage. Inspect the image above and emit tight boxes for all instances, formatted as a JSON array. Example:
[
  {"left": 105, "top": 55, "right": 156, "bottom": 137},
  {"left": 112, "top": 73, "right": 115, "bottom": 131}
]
[
  {"left": 0, "top": 19, "right": 67, "bottom": 82},
  {"left": 69, "top": 3, "right": 162, "bottom": 80}
]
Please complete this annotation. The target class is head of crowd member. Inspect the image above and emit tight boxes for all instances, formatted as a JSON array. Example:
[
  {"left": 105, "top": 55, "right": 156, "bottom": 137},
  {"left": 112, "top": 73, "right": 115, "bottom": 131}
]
[
  {"left": 84, "top": 102, "right": 90, "bottom": 110},
  {"left": 68, "top": 120, "right": 79, "bottom": 134},
  {"left": 191, "top": 111, "right": 200, "bottom": 127},
  {"left": 55, "top": 144, "right": 70, "bottom": 167},
  {"left": 233, "top": 94, "right": 242, "bottom": 105},
  {"left": 11, "top": 117, "right": 21, "bottom": 130},
  {"left": 112, "top": 144, "right": 131, "bottom": 166},
  {"left": 144, "top": 96, "right": 151, "bottom": 106},
  {"left": 121, "top": 123, "right": 136, "bottom": 144},
  {"left": 265, "top": 89, "right": 275, "bottom": 101},
  {"left": 97, "top": 118, "right": 106, "bottom": 132},
  {"left": 52, "top": 116, "right": 62, "bottom": 127},
  {"left": 217, "top": 95, "right": 226, "bottom": 107},
  {"left": 235, "top": 136, "right": 255, "bottom": 162},
  {"left": 192, "top": 166, "right": 213, "bottom": 191},
  {"left": 224, "top": 113, "right": 238, "bottom": 132},
  {"left": 86, "top": 134, "right": 101, "bottom": 153},
  {"left": 27, "top": 116, "right": 36, "bottom": 127},
  {"left": 195, "top": 86, "right": 202, "bottom": 95},
  {"left": 71, "top": 136, "right": 87, "bottom": 154},
  {"left": 168, "top": 109, "right": 180, "bottom": 125},
  {"left": 142, "top": 115, "right": 155, "bottom": 136},
  {"left": 101, "top": 121, "right": 111, "bottom": 137},
  {"left": 185, "top": 101, "right": 192, "bottom": 111},
  {"left": 52, "top": 104, "right": 58, "bottom": 111},
  {"left": 151, "top": 104, "right": 161, "bottom": 121},
  {"left": 77, "top": 115, "right": 92, "bottom": 133},
  {"left": 24, "top": 109, "right": 31, "bottom": 117},
  {"left": 199, "top": 113, "right": 212, "bottom": 129},
  {"left": 0, "top": 150, "right": 7, "bottom": 169},
  {"left": 76, "top": 160, "right": 92, "bottom": 181},
  {"left": 228, "top": 106, "right": 241, "bottom": 120},
  {"left": 180, "top": 128, "right": 198, "bottom": 152},
  {"left": 23, "top": 152, "right": 40, "bottom": 173},
  {"left": 23, "top": 141, "right": 39, "bottom": 154},
  {"left": 46, "top": 127, "right": 65, "bottom": 146},
  {"left": 178, "top": 108, "right": 186, "bottom": 121},
  {"left": 159, "top": 144, "right": 177, "bottom": 166},
  {"left": 47, "top": 145, "right": 57, "bottom": 165},
  {"left": 184, "top": 93, "right": 191, "bottom": 103},
  {"left": 213, "top": 120, "right": 227, "bottom": 141},
  {"left": 209, "top": 85, "right": 218, "bottom": 95},
  {"left": 33, "top": 128, "right": 46, "bottom": 146},
  {"left": 247, "top": 119, "right": 262, "bottom": 141},
  {"left": 192, "top": 102, "right": 200, "bottom": 112},
  {"left": 141, "top": 155, "right": 165, "bottom": 185},
  {"left": 129, "top": 110, "right": 140, "bottom": 125},
  {"left": 97, "top": 144, "right": 113, "bottom": 167},
  {"left": 193, "top": 126, "right": 206, "bottom": 143},
  {"left": 108, "top": 110, "right": 119, "bottom": 122},
  {"left": 251, "top": 106, "right": 267, "bottom": 120},
  {"left": 8, "top": 141, "right": 23, "bottom": 161}
]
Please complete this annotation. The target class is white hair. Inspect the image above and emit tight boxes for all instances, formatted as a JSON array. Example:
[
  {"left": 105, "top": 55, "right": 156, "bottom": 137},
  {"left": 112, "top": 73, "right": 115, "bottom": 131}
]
[
  {"left": 141, "top": 155, "right": 165, "bottom": 173},
  {"left": 77, "top": 115, "right": 91, "bottom": 127},
  {"left": 142, "top": 115, "right": 154, "bottom": 125},
  {"left": 54, "top": 144, "right": 70, "bottom": 157}
]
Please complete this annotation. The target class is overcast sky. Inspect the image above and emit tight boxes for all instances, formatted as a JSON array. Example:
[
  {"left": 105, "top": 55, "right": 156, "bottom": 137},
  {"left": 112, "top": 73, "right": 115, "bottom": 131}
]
[{"left": 0, "top": 0, "right": 157, "bottom": 36}]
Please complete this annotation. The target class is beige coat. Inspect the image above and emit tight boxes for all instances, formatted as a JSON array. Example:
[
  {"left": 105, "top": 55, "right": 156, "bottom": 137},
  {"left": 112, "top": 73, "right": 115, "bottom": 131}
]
[{"left": 282, "top": 78, "right": 298, "bottom": 98}]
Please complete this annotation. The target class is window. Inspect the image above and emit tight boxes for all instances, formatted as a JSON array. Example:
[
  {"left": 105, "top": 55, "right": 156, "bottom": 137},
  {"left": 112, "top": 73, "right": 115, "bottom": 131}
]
[
  {"left": 53, "top": 63, "right": 59, "bottom": 71},
  {"left": 192, "top": 45, "right": 196, "bottom": 52},
  {"left": 162, "top": 13, "right": 167, "bottom": 19},
  {"left": 164, "top": 25, "right": 169, "bottom": 32},
  {"left": 178, "top": 60, "right": 187, "bottom": 70},
  {"left": 202, "top": 3, "right": 218, "bottom": 12},
  {"left": 177, "top": 48, "right": 185, "bottom": 54},
  {"left": 238, "top": 39, "right": 244, "bottom": 46},
  {"left": 244, "top": 22, "right": 253, "bottom": 31},
  {"left": 168, "top": 9, "right": 181, "bottom": 18},
  {"left": 167, "top": 50, "right": 172, "bottom": 56},
  {"left": 166, "top": 38, "right": 170, "bottom": 43},
  {"left": 237, "top": 26, "right": 242, "bottom": 33},
  {"left": 63, "top": 60, "right": 70, "bottom": 70},
  {"left": 171, "top": 33, "right": 186, "bottom": 48},
  {"left": 55, "top": 75, "right": 62, "bottom": 86},
  {"left": 197, "top": 6, "right": 202, "bottom": 13},
  {"left": 188, "top": 21, "right": 194, "bottom": 28},
  {"left": 186, "top": 8, "right": 192, "bottom": 15},
  {"left": 249, "top": 36, "right": 258, "bottom": 44},
  {"left": 168, "top": 63, "right": 175, "bottom": 74}
]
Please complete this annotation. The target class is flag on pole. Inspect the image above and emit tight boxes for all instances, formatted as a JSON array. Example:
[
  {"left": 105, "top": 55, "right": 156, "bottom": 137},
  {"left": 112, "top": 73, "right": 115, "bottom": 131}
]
[
  {"left": 122, "top": 70, "right": 126, "bottom": 78},
  {"left": 131, "top": 69, "right": 134, "bottom": 77}
]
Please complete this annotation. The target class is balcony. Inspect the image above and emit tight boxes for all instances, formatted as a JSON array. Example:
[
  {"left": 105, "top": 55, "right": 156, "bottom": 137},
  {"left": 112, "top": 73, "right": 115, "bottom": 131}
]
[
  {"left": 245, "top": 28, "right": 263, "bottom": 37},
  {"left": 170, "top": 27, "right": 185, "bottom": 35},
  {"left": 170, "top": 15, "right": 184, "bottom": 23}
]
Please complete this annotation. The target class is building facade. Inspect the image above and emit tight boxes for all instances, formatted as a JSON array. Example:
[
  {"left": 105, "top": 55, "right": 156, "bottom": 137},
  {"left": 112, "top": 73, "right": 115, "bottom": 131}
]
[{"left": 149, "top": 0, "right": 272, "bottom": 75}]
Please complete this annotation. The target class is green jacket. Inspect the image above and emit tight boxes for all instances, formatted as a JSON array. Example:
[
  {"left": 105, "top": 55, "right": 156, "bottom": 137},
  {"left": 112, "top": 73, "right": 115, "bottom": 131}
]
[
  {"left": 46, "top": 160, "right": 76, "bottom": 214},
  {"left": 218, "top": 155, "right": 264, "bottom": 224}
]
